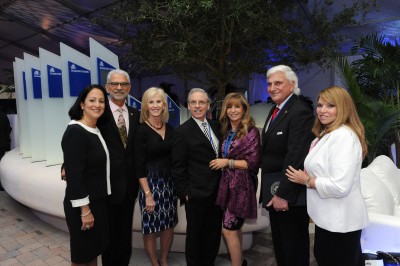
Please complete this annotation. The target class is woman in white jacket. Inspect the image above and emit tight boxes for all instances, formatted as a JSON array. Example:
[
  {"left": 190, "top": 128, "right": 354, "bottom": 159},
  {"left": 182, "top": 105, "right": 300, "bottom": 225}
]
[{"left": 285, "top": 86, "right": 368, "bottom": 266}]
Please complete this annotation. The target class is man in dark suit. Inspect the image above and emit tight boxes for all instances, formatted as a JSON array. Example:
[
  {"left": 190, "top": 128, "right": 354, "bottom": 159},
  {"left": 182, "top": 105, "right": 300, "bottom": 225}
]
[
  {"left": 261, "top": 65, "right": 314, "bottom": 266},
  {"left": 98, "top": 69, "right": 140, "bottom": 266},
  {"left": 172, "top": 88, "right": 222, "bottom": 266}
]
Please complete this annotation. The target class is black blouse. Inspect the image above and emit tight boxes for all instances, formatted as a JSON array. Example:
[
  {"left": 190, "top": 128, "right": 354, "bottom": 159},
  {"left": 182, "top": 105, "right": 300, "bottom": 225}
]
[{"left": 134, "top": 123, "right": 174, "bottom": 179}]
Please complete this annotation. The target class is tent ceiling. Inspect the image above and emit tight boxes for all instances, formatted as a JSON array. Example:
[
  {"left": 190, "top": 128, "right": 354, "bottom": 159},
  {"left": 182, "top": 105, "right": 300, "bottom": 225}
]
[{"left": 0, "top": 0, "right": 400, "bottom": 84}]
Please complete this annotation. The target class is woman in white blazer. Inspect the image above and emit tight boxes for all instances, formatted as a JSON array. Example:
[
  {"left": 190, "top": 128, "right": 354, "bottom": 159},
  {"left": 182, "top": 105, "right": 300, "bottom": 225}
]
[{"left": 285, "top": 86, "right": 368, "bottom": 266}]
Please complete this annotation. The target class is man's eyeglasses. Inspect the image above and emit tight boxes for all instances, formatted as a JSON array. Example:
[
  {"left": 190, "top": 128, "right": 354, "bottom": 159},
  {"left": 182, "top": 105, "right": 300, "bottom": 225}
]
[
  {"left": 108, "top": 82, "right": 130, "bottom": 89},
  {"left": 189, "top": 100, "right": 208, "bottom": 106}
]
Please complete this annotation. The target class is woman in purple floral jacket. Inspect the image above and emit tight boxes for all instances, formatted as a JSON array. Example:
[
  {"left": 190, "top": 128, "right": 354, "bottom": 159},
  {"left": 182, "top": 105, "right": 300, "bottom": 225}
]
[{"left": 210, "top": 92, "right": 261, "bottom": 266}]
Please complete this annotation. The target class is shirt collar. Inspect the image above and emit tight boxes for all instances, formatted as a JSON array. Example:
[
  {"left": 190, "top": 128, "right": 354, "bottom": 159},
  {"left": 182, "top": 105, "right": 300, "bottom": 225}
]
[
  {"left": 109, "top": 100, "right": 128, "bottom": 113},
  {"left": 192, "top": 117, "right": 209, "bottom": 127},
  {"left": 276, "top": 93, "right": 294, "bottom": 109}
]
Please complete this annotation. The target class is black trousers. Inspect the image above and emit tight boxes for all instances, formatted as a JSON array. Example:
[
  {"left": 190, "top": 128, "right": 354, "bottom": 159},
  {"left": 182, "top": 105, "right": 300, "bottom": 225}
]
[
  {"left": 185, "top": 200, "right": 222, "bottom": 266},
  {"left": 314, "top": 225, "right": 363, "bottom": 266},
  {"left": 102, "top": 195, "right": 135, "bottom": 266},
  {"left": 269, "top": 206, "right": 310, "bottom": 266}
]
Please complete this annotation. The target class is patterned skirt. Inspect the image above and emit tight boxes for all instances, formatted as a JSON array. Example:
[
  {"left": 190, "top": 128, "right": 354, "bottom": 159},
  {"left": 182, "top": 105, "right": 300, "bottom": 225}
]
[{"left": 138, "top": 159, "right": 178, "bottom": 234}]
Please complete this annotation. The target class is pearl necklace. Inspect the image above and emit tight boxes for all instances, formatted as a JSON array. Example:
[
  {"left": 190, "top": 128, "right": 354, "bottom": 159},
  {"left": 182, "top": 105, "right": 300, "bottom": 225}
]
[{"left": 147, "top": 120, "right": 164, "bottom": 130}]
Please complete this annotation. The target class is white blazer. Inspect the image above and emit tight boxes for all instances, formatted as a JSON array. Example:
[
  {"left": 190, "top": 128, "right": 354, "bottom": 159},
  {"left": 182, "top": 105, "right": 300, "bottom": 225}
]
[{"left": 304, "top": 125, "right": 369, "bottom": 233}]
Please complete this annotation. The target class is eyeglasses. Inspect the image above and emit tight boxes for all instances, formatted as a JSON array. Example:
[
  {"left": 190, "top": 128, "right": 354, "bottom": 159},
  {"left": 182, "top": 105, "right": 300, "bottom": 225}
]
[
  {"left": 189, "top": 100, "right": 208, "bottom": 106},
  {"left": 107, "top": 82, "right": 130, "bottom": 89}
]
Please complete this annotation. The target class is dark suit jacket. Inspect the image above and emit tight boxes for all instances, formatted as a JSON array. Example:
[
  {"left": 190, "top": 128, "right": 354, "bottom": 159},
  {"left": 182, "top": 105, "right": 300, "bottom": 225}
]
[
  {"left": 97, "top": 104, "right": 140, "bottom": 204},
  {"left": 62, "top": 124, "right": 109, "bottom": 201},
  {"left": 261, "top": 95, "right": 314, "bottom": 205},
  {"left": 172, "top": 117, "right": 221, "bottom": 205},
  {"left": 0, "top": 111, "right": 11, "bottom": 150}
]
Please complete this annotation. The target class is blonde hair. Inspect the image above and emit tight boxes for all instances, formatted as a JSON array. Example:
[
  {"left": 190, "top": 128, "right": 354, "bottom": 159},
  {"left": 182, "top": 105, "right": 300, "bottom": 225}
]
[
  {"left": 219, "top": 92, "right": 255, "bottom": 139},
  {"left": 313, "top": 86, "right": 367, "bottom": 158},
  {"left": 140, "top": 87, "right": 169, "bottom": 123}
]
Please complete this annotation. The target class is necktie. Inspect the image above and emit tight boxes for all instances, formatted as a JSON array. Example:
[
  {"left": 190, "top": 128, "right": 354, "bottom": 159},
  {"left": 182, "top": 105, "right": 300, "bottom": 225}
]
[
  {"left": 117, "top": 108, "right": 128, "bottom": 148},
  {"left": 201, "top": 122, "right": 218, "bottom": 157},
  {"left": 271, "top": 106, "right": 280, "bottom": 121}
]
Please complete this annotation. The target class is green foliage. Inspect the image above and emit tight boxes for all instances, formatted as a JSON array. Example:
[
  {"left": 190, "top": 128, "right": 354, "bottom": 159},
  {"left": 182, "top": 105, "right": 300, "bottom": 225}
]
[
  {"left": 0, "top": 85, "right": 15, "bottom": 99},
  {"left": 334, "top": 34, "right": 400, "bottom": 164},
  {"left": 102, "top": 0, "right": 377, "bottom": 96},
  {"left": 0, "top": 68, "right": 15, "bottom": 99},
  {"left": 351, "top": 34, "right": 400, "bottom": 105}
]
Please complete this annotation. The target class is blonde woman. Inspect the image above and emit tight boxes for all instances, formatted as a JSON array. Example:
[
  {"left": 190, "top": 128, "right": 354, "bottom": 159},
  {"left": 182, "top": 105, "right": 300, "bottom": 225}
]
[
  {"left": 286, "top": 86, "right": 368, "bottom": 266},
  {"left": 134, "top": 87, "right": 178, "bottom": 266}
]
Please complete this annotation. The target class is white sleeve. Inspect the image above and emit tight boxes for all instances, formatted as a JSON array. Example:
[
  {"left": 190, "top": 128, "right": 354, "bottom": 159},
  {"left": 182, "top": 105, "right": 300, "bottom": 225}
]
[{"left": 314, "top": 128, "right": 362, "bottom": 199}]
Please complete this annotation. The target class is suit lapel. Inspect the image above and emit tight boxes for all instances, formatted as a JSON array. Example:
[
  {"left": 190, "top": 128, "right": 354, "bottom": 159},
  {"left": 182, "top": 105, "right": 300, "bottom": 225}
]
[
  {"left": 209, "top": 121, "right": 220, "bottom": 140},
  {"left": 261, "top": 107, "right": 276, "bottom": 145},
  {"left": 262, "top": 95, "right": 297, "bottom": 147},
  {"left": 306, "top": 132, "right": 331, "bottom": 163},
  {"left": 107, "top": 104, "right": 133, "bottom": 149},
  {"left": 126, "top": 106, "right": 137, "bottom": 146},
  {"left": 189, "top": 118, "right": 215, "bottom": 149}
]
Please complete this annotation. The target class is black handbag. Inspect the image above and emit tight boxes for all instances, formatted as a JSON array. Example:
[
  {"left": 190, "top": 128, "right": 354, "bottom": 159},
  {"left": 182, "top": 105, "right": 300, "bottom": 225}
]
[{"left": 261, "top": 171, "right": 306, "bottom": 207}]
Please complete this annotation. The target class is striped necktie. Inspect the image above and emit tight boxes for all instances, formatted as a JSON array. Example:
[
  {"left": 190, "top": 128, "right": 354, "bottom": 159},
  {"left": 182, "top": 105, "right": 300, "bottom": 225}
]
[{"left": 201, "top": 122, "right": 218, "bottom": 158}]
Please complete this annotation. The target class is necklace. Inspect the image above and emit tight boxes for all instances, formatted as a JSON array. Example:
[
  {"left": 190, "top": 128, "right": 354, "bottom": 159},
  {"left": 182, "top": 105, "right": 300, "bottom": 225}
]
[{"left": 147, "top": 120, "right": 164, "bottom": 130}]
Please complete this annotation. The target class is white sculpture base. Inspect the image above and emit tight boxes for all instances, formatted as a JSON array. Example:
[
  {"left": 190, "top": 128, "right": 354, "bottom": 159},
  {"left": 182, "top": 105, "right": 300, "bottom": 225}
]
[{"left": 0, "top": 148, "right": 269, "bottom": 253}]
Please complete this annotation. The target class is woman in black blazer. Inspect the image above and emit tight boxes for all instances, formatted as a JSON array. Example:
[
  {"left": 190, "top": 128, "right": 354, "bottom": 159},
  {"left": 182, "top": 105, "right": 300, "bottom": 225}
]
[{"left": 62, "top": 84, "right": 111, "bottom": 266}]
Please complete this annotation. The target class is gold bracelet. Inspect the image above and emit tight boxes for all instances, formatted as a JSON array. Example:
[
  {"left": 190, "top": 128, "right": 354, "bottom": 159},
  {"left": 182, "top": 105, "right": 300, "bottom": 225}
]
[
  {"left": 144, "top": 190, "right": 151, "bottom": 195},
  {"left": 81, "top": 209, "right": 91, "bottom": 217}
]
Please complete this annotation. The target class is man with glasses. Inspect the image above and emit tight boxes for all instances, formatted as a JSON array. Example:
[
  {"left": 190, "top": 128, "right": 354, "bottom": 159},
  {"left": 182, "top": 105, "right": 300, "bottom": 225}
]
[
  {"left": 98, "top": 69, "right": 140, "bottom": 265},
  {"left": 172, "top": 88, "right": 222, "bottom": 266}
]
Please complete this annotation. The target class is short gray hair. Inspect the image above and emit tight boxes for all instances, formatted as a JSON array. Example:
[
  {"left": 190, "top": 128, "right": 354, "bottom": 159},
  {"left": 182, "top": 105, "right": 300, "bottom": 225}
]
[
  {"left": 187, "top": 88, "right": 210, "bottom": 102},
  {"left": 106, "top": 69, "right": 130, "bottom": 84},
  {"left": 266, "top": 65, "right": 301, "bottom": 95}
]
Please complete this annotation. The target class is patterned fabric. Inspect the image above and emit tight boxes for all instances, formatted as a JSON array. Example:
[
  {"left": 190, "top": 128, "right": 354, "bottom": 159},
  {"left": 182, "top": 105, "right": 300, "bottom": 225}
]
[
  {"left": 216, "top": 127, "right": 261, "bottom": 219},
  {"left": 201, "top": 122, "right": 218, "bottom": 158},
  {"left": 135, "top": 123, "right": 178, "bottom": 235},
  {"left": 138, "top": 157, "right": 178, "bottom": 234},
  {"left": 222, "top": 207, "right": 245, "bottom": 230},
  {"left": 117, "top": 108, "right": 127, "bottom": 148}
]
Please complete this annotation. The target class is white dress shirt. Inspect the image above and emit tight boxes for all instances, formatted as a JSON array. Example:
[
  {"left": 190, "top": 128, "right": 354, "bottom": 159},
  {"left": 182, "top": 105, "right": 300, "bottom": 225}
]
[{"left": 109, "top": 100, "right": 129, "bottom": 133}]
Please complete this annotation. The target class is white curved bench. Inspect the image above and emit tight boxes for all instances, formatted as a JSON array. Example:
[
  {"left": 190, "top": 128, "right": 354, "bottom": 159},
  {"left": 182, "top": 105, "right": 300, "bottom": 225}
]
[{"left": 0, "top": 148, "right": 269, "bottom": 253}]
